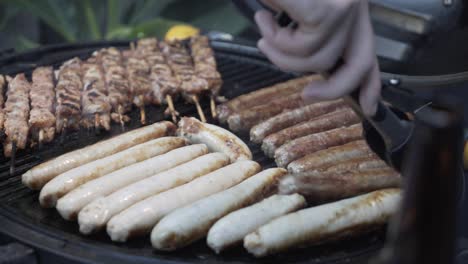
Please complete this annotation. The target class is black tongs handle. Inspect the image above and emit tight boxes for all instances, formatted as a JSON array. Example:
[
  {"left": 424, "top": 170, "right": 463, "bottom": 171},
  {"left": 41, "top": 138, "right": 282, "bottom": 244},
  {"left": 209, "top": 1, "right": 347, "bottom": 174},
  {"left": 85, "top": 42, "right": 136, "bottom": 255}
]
[
  {"left": 327, "top": 60, "right": 413, "bottom": 166},
  {"left": 345, "top": 89, "right": 412, "bottom": 153}
]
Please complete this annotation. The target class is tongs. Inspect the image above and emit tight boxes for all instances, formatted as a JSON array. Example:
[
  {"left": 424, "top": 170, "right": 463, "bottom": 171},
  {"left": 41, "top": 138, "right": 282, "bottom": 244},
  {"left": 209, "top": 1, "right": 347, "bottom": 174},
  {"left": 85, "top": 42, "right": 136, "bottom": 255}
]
[
  {"left": 345, "top": 88, "right": 413, "bottom": 171},
  {"left": 267, "top": 10, "right": 414, "bottom": 172}
]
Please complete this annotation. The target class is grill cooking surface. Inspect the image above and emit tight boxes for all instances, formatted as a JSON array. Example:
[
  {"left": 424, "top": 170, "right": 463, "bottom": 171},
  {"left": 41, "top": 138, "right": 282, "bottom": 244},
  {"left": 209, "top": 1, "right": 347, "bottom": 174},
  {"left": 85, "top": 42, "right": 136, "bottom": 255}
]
[{"left": 0, "top": 40, "right": 385, "bottom": 264}]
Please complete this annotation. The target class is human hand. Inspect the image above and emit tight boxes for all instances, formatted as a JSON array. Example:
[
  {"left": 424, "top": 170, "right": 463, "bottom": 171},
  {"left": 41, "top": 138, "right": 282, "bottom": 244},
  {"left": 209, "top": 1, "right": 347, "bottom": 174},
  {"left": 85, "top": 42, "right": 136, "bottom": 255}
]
[{"left": 255, "top": 0, "right": 381, "bottom": 116}]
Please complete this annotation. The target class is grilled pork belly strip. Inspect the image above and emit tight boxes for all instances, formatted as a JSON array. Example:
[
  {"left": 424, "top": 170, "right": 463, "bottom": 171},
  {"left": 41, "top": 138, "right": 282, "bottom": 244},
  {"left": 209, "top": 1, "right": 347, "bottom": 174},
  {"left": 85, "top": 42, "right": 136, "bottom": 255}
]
[
  {"left": 22, "top": 121, "right": 176, "bottom": 190},
  {"left": 39, "top": 137, "right": 187, "bottom": 208},
  {"left": 207, "top": 194, "right": 306, "bottom": 254},
  {"left": 3, "top": 74, "right": 31, "bottom": 157},
  {"left": 57, "top": 144, "right": 208, "bottom": 220},
  {"left": 250, "top": 99, "right": 349, "bottom": 144},
  {"left": 287, "top": 140, "right": 376, "bottom": 174},
  {"left": 275, "top": 123, "right": 364, "bottom": 167},
  {"left": 106, "top": 160, "right": 261, "bottom": 242},
  {"left": 216, "top": 75, "right": 320, "bottom": 123},
  {"left": 151, "top": 168, "right": 287, "bottom": 251},
  {"left": 177, "top": 117, "right": 252, "bottom": 162},
  {"left": 98, "top": 47, "right": 132, "bottom": 124},
  {"left": 262, "top": 107, "right": 361, "bottom": 157},
  {"left": 227, "top": 92, "right": 305, "bottom": 133},
  {"left": 279, "top": 167, "right": 401, "bottom": 202},
  {"left": 55, "top": 57, "right": 82, "bottom": 132},
  {"left": 29, "top": 67, "right": 56, "bottom": 143},
  {"left": 78, "top": 152, "right": 230, "bottom": 235},
  {"left": 244, "top": 189, "right": 401, "bottom": 257}
]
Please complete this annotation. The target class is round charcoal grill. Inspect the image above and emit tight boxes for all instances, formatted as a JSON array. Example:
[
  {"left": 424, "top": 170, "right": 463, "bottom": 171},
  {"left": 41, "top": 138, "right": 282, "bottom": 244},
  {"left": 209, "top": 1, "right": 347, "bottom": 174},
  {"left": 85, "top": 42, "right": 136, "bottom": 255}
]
[{"left": 0, "top": 40, "right": 387, "bottom": 264}]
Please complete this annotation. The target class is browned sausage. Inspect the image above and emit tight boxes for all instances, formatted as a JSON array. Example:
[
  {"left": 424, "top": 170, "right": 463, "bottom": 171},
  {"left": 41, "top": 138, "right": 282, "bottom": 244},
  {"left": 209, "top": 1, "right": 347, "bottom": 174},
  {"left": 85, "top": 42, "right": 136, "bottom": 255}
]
[
  {"left": 227, "top": 93, "right": 305, "bottom": 133},
  {"left": 275, "top": 124, "right": 363, "bottom": 167},
  {"left": 320, "top": 156, "right": 388, "bottom": 173},
  {"left": 262, "top": 107, "right": 360, "bottom": 157},
  {"left": 287, "top": 140, "right": 376, "bottom": 173},
  {"left": 250, "top": 99, "right": 347, "bottom": 143},
  {"left": 278, "top": 168, "right": 401, "bottom": 203},
  {"left": 217, "top": 75, "right": 320, "bottom": 123}
]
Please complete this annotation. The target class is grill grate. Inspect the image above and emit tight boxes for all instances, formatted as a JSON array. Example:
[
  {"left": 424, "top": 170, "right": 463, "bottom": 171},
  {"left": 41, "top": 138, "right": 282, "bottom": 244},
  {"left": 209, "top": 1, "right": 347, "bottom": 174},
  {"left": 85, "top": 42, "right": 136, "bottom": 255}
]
[{"left": 0, "top": 40, "right": 385, "bottom": 264}]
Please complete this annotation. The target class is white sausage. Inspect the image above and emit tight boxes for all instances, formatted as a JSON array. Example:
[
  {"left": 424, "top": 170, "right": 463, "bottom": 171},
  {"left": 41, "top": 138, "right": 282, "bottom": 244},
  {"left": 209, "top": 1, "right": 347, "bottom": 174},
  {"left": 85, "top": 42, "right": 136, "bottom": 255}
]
[
  {"left": 78, "top": 152, "right": 230, "bottom": 235},
  {"left": 151, "top": 168, "right": 287, "bottom": 251},
  {"left": 207, "top": 194, "right": 306, "bottom": 254},
  {"left": 244, "top": 189, "right": 401, "bottom": 257},
  {"left": 22, "top": 121, "right": 175, "bottom": 189},
  {"left": 177, "top": 117, "right": 252, "bottom": 162},
  {"left": 106, "top": 160, "right": 261, "bottom": 242},
  {"left": 39, "top": 137, "right": 186, "bottom": 208},
  {"left": 56, "top": 144, "right": 208, "bottom": 220}
]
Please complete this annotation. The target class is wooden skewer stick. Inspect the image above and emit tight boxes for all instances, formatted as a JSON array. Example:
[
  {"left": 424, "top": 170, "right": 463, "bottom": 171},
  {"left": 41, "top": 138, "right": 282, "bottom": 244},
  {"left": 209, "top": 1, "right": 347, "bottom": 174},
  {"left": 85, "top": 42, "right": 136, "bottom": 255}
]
[
  {"left": 139, "top": 95, "right": 146, "bottom": 125},
  {"left": 192, "top": 95, "right": 206, "bottom": 123},
  {"left": 60, "top": 118, "right": 68, "bottom": 144},
  {"left": 94, "top": 113, "right": 100, "bottom": 129},
  {"left": 210, "top": 96, "right": 217, "bottom": 119},
  {"left": 140, "top": 107, "right": 146, "bottom": 125},
  {"left": 166, "top": 94, "right": 178, "bottom": 123},
  {"left": 10, "top": 137, "right": 17, "bottom": 175},
  {"left": 118, "top": 104, "right": 125, "bottom": 131},
  {"left": 94, "top": 113, "right": 103, "bottom": 135},
  {"left": 38, "top": 129, "right": 44, "bottom": 144},
  {"left": 38, "top": 129, "right": 45, "bottom": 149}
]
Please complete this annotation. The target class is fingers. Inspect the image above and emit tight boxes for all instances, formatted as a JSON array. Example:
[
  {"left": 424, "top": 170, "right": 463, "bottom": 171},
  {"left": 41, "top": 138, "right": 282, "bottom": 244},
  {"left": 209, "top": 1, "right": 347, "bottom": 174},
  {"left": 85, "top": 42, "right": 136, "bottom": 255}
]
[
  {"left": 255, "top": 2, "right": 357, "bottom": 57},
  {"left": 255, "top": 10, "right": 279, "bottom": 40},
  {"left": 302, "top": 2, "right": 376, "bottom": 103},
  {"left": 259, "top": 0, "right": 284, "bottom": 12},
  {"left": 359, "top": 60, "right": 381, "bottom": 116},
  {"left": 257, "top": 6, "right": 356, "bottom": 73}
]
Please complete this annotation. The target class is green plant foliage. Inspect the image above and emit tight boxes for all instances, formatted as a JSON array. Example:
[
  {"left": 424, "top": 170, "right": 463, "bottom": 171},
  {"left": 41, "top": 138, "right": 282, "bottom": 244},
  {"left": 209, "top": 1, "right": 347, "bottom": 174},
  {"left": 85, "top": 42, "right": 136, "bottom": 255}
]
[{"left": 0, "top": 0, "right": 251, "bottom": 50}]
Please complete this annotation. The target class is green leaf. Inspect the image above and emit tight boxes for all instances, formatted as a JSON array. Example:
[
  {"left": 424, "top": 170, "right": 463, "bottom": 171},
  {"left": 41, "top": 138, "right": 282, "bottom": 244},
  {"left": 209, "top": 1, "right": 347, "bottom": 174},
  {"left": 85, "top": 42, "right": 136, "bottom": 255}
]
[
  {"left": 189, "top": 2, "right": 249, "bottom": 35},
  {"left": 106, "top": 0, "right": 120, "bottom": 34},
  {"left": 3, "top": 0, "right": 76, "bottom": 42},
  {"left": 127, "top": 0, "right": 177, "bottom": 25},
  {"left": 0, "top": 5, "right": 20, "bottom": 31},
  {"left": 107, "top": 17, "right": 185, "bottom": 40},
  {"left": 131, "top": 17, "right": 184, "bottom": 39},
  {"left": 46, "top": 0, "right": 75, "bottom": 38},
  {"left": 105, "top": 25, "right": 134, "bottom": 40},
  {"left": 159, "top": 0, "right": 225, "bottom": 23},
  {"left": 15, "top": 35, "right": 40, "bottom": 51},
  {"left": 80, "top": 0, "right": 102, "bottom": 40}
]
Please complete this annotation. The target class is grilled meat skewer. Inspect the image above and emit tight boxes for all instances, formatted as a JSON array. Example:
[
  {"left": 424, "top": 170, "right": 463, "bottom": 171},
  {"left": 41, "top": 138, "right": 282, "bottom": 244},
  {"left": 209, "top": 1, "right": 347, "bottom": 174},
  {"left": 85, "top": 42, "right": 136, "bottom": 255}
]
[
  {"left": 29, "top": 67, "right": 56, "bottom": 144},
  {"left": 189, "top": 35, "right": 223, "bottom": 118},
  {"left": 4, "top": 74, "right": 31, "bottom": 159},
  {"left": 55, "top": 58, "right": 83, "bottom": 133},
  {"left": 0, "top": 75, "right": 5, "bottom": 133},
  {"left": 125, "top": 44, "right": 153, "bottom": 125},
  {"left": 137, "top": 38, "right": 181, "bottom": 123},
  {"left": 161, "top": 40, "right": 208, "bottom": 122},
  {"left": 81, "top": 56, "right": 111, "bottom": 131},
  {"left": 98, "top": 47, "right": 132, "bottom": 128}
]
